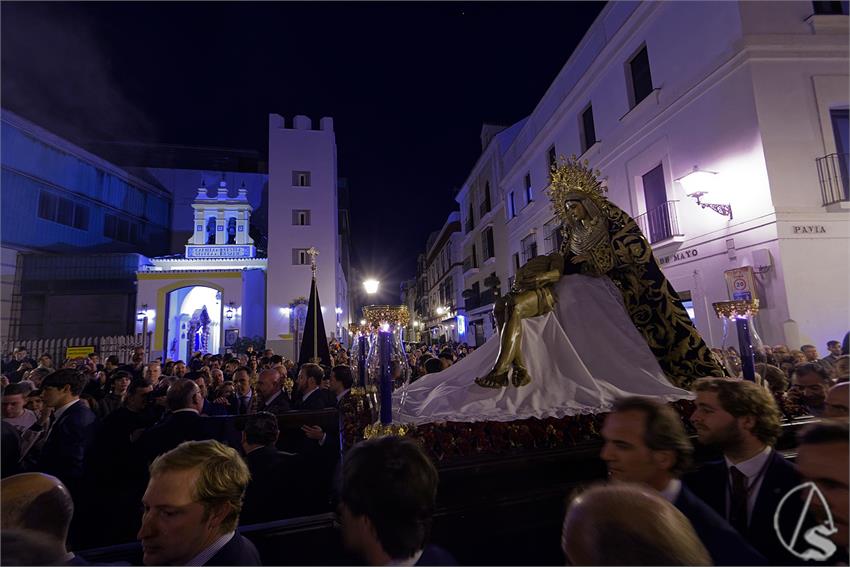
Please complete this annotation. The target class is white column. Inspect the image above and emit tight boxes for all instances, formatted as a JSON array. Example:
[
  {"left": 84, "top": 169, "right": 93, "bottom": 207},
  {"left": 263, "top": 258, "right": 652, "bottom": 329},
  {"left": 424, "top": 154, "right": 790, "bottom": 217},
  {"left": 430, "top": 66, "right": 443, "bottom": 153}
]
[
  {"left": 192, "top": 207, "right": 206, "bottom": 244},
  {"left": 236, "top": 210, "right": 248, "bottom": 245}
]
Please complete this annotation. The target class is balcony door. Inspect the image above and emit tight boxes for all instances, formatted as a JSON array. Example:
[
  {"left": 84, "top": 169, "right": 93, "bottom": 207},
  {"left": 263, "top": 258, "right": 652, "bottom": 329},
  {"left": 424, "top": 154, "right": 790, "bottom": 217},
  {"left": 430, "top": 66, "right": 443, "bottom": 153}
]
[
  {"left": 642, "top": 164, "right": 671, "bottom": 243},
  {"left": 831, "top": 109, "right": 849, "bottom": 199}
]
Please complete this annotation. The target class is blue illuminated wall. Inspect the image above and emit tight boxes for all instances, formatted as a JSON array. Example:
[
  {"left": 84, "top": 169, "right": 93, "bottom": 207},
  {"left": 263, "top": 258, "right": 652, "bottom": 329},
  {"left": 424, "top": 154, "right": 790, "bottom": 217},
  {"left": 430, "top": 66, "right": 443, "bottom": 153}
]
[
  {"left": 1, "top": 110, "right": 172, "bottom": 256},
  {"left": 1, "top": 109, "right": 174, "bottom": 339}
]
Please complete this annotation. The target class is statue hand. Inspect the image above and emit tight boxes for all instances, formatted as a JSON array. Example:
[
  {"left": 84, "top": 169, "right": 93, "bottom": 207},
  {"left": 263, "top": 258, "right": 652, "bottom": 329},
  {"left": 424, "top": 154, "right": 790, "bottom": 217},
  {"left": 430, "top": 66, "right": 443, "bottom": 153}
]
[{"left": 571, "top": 254, "right": 590, "bottom": 265}]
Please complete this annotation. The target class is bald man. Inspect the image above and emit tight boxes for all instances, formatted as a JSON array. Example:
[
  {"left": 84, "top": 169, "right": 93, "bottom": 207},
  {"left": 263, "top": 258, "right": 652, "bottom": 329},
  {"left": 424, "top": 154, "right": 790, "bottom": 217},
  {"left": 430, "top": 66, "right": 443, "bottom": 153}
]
[
  {"left": 561, "top": 483, "right": 711, "bottom": 566},
  {"left": 825, "top": 382, "right": 849, "bottom": 421},
  {"left": 255, "top": 368, "right": 290, "bottom": 414},
  {"left": 1, "top": 472, "right": 78, "bottom": 564}
]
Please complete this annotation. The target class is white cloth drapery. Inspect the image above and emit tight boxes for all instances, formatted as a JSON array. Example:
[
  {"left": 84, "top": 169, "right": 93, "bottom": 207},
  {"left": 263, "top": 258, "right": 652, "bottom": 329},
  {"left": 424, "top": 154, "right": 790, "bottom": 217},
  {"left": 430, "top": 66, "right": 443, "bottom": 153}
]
[{"left": 393, "top": 274, "right": 693, "bottom": 425}]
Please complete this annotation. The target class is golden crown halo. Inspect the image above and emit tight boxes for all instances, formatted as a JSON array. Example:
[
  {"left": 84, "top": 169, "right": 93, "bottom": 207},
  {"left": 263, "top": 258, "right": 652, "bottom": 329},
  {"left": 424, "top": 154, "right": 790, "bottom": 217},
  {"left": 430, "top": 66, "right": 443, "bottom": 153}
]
[{"left": 547, "top": 156, "right": 609, "bottom": 224}]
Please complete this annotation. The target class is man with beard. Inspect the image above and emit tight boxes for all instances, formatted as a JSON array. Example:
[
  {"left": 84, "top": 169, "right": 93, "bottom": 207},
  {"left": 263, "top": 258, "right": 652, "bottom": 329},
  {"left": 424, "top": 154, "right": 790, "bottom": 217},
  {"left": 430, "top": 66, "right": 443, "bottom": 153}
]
[
  {"left": 293, "top": 363, "right": 328, "bottom": 411},
  {"left": 788, "top": 363, "right": 832, "bottom": 416},
  {"left": 600, "top": 396, "right": 765, "bottom": 565},
  {"left": 686, "top": 377, "right": 803, "bottom": 564},
  {"left": 820, "top": 340, "right": 843, "bottom": 372}
]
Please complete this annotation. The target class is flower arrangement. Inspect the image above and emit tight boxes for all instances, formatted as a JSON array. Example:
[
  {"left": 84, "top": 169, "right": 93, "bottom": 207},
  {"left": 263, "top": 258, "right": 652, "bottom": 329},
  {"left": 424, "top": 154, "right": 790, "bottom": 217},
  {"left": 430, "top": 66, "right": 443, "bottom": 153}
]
[{"left": 396, "top": 395, "right": 804, "bottom": 462}]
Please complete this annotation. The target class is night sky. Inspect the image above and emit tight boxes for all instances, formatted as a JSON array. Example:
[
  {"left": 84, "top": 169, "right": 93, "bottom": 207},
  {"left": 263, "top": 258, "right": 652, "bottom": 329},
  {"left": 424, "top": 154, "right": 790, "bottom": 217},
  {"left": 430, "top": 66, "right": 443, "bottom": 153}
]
[{"left": 1, "top": 1, "right": 604, "bottom": 301}]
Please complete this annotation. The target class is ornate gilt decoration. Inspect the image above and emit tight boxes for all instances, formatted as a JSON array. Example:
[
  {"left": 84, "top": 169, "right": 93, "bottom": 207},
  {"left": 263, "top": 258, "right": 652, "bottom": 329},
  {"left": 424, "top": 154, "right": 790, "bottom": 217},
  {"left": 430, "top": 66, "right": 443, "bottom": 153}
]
[
  {"left": 712, "top": 299, "right": 760, "bottom": 320},
  {"left": 363, "top": 422, "right": 411, "bottom": 439},
  {"left": 362, "top": 305, "right": 410, "bottom": 327}
]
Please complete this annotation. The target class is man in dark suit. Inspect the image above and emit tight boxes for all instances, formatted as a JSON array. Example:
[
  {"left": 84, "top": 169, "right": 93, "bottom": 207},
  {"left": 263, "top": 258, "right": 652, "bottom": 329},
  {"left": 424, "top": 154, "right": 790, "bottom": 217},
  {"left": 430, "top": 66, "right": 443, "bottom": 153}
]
[
  {"left": 686, "top": 377, "right": 803, "bottom": 564},
  {"left": 300, "top": 364, "right": 367, "bottom": 460},
  {"left": 240, "top": 412, "right": 309, "bottom": 523},
  {"left": 232, "top": 368, "right": 258, "bottom": 415},
  {"left": 24, "top": 369, "right": 96, "bottom": 500},
  {"left": 86, "top": 377, "right": 158, "bottom": 547},
  {"left": 293, "top": 363, "right": 329, "bottom": 410},
  {"left": 255, "top": 368, "right": 290, "bottom": 414},
  {"left": 292, "top": 363, "right": 340, "bottom": 508},
  {"left": 338, "top": 436, "right": 456, "bottom": 566},
  {"left": 136, "top": 378, "right": 217, "bottom": 464},
  {"left": 138, "top": 440, "right": 260, "bottom": 566},
  {"left": 600, "top": 396, "right": 765, "bottom": 565}
]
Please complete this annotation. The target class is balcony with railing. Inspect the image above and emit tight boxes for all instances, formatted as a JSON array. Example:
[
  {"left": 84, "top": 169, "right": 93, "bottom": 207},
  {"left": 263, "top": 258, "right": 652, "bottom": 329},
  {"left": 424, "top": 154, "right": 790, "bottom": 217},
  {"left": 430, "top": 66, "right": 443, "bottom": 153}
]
[
  {"left": 462, "top": 256, "right": 479, "bottom": 275},
  {"left": 634, "top": 200, "right": 684, "bottom": 245},
  {"left": 816, "top": 153, "right": 849, "bottom": 207},
  {"left": 463, "top": 288, "right": 496, "bottom": 312}
]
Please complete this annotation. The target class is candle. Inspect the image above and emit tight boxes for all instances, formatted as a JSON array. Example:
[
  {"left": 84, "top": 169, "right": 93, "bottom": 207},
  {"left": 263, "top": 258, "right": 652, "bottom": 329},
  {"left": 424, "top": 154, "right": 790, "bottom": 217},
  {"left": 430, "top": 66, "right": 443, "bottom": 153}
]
[
  {"left": 379, "top": 330, "right": 392, "bottom": 425},
  {"left": 736, "top": 317, "right": 756, "bottom": 382},
  {"left": 358, "top": 335, "right": 367, "bottom": 387}
]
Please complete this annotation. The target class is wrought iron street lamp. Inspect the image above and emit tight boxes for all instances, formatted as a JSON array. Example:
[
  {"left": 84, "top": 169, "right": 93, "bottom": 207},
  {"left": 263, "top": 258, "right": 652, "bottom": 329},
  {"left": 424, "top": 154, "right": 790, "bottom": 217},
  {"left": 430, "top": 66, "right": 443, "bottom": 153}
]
[{"left": 678, "top": 166, "right": 733, "bottom": 220}]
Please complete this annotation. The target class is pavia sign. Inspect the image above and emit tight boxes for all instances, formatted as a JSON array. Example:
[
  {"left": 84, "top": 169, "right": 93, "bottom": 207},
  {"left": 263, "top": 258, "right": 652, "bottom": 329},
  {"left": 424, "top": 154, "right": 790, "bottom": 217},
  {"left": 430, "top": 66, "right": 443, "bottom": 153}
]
[
  {"left": 186, "top": 245, "right": 256, "bottom": 259},
  {"left": 658, "top": 248, "right": 698, "bottom": 265},
  {"left": 792, "top": 225, "right": 826, "bottom": 234}
]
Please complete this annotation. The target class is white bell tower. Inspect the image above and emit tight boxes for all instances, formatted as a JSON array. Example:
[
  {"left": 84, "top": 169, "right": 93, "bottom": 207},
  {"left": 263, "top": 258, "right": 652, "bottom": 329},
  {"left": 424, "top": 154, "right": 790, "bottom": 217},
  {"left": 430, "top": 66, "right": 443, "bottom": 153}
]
[{"left": 186, "top": 176, "right": 256, "bottom": 259}]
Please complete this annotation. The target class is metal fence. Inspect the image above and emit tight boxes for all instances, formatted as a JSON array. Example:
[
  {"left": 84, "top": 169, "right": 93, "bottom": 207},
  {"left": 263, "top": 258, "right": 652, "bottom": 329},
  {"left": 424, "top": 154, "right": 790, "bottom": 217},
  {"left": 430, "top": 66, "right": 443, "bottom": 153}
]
[
  {"left": 816, "top": 153, "right": 849, "bottom": 206},
  {"left": 1, "top": 334, "right": 147, "bottom": 365}
]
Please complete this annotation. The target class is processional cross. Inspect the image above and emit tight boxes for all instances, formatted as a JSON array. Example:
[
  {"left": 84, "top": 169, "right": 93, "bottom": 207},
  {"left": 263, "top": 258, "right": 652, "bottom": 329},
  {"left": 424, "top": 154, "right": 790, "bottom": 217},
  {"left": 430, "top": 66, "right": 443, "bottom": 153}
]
[{"left": 307, "top": 247, "right": 319, "bottom": 278}]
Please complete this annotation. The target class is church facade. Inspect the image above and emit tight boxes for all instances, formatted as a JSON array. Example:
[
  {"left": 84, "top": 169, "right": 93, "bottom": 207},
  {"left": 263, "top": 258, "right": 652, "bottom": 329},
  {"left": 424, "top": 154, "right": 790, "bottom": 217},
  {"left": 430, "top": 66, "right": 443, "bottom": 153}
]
[
  {"left": 135, "top": 115, "right": 350, "bottom": 361},
  {"left": 135, "top": 178, "right": 267, "bottom": 361}
]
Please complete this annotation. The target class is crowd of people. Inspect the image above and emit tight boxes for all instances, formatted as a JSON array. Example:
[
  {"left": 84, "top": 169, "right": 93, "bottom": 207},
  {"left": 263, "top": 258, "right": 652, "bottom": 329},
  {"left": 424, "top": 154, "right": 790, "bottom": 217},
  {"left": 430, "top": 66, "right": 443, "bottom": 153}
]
[
  {"left": 0, "top": 345, "right": 356, "bottom": 553},
  {"left": 0, "top": 334, "right": 847, "bottom": 566},
  {"left": 404, "top": 342, "right": 476, "bottom": 381}
]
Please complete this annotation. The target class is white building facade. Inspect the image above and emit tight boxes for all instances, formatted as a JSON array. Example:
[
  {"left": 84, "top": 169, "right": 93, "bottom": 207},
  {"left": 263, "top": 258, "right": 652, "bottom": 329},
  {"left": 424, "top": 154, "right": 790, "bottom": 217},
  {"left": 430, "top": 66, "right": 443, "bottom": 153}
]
[
  {"left": 423, "top": 212, "right": 465, "bottom": 344},
  {"left": 454, "top": 122, "right": 528, "bottom": 346},
  {"left": 480, "top": 0, "right": 849, "bottom": 351},
  {"left": 266, "top": 114, "right": 349, "bottom": 357}
]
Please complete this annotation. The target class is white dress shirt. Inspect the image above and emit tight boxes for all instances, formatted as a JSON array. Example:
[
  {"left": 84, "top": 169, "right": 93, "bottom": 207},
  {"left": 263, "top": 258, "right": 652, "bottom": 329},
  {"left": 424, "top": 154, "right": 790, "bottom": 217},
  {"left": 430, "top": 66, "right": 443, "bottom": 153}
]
[
  {"left": 52, "top": 398, "right": 80, "bottom": 422},
  {"left": 185, "top": 531, "right": 235, "bottom": 566}
]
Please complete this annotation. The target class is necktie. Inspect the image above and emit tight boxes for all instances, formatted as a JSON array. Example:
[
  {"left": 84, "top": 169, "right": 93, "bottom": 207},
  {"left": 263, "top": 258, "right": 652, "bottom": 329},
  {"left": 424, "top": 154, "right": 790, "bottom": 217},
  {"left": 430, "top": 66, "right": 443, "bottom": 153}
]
[
  {"left": 239, "top": 396, "right": 248, "bottom": 415},
  {"left": 43, "top": 411, "right": 57, "bottom": 440},
  {"left": 729, "top": 466, "right": 749, "bottom": 534}
]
